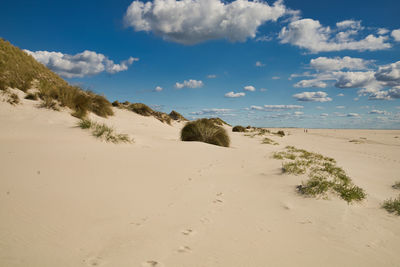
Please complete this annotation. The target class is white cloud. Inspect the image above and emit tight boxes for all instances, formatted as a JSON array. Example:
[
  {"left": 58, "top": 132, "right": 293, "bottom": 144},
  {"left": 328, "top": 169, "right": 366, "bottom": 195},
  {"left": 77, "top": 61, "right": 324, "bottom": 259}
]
[
  {"left": 279, "top": 18, "right": 391, "bottom": 53},
  {"left": 392, "top": 29, "right": 400, "bottom": 42},
  {"left": 25, "top": 50, "right": 138, "bottom": 78},
  {"left": 320, "top": 113, "right": 329, "bottom": 117},
  {"left": 374, "top": 61, "right": 400, "bottom": 86},
  {"left": 225, "top": 91, "right": 245, "bottom": 98},
  {"left": 292, "top": 91, "right": 332, "bottom": 102},
  {"left": 250, "top": 105, "right": 264, "bottom": 110},
  {"left": 294, "top": 79, "right": 327, "bottom": 88},
  {"left": 377, "top": 28, "right": 389, "bottom": 35},
  {"left": 337, "top": 93, "right": 344, "bottom": 96},
  {"left": 207, "top": 74, "right": 217, "bottom": 79},
  {"left": 124, "top": 0, "right": 287, "bottom": 45},
  {"left": 190, "top": 108, "right": 232, "bottom": 115},
  {"left": 264, "top": 104, "right": 304, "bottom": 109},
  {"left": 255, "top": 61, "right": 265, "bottom": 67},
  {"left": 272, "top": 76, "right": 281, "bottom": 80},
  {"left": 244, "top": 85, "right": 256, "bottom": 91},
  {"left": 336, "top": 20, "right": 362, "bottom": 30},
  {"left": 347, "top": 113, "right": 360, "bottom": 117},
  {"left": 369, "top": 109, "right": 389, "bottom": 115},
  {"left": 310, "top": 56, "right": 371, "bottom": 71},
  {"left": 175, "top": 79, "right": 204, "bottom": 89},
  {"left": 294, "top": 111, "right": 304, "bottom": 115},
  {"left": 334, "top": 71, "right": 377, "bottom": 88},
  {"left": 154, "top": 86, "right": 163, "bottom": 92},
  {"left": 336, "top": 106, "right": 345, "bottom": 109}
]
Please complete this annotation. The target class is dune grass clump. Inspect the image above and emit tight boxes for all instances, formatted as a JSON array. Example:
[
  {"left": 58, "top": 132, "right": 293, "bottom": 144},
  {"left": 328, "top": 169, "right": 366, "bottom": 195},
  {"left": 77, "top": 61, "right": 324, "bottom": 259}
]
[
  {"left": 77, "top": 119, "right": 132, "bottom": 144},
  {"left": 262, "top": 137, "right": 278, "bottom": 145},
  {"left": 169, "top": 110, "right": 188, "bottom": 121},
  {"left": 232, "top": 125, "right": 246, "bottom": 132},
  {"left": 181, "top": 118, "right": 230, "bottom": 147},
  {"left": 25, "top": 92, "right": 39, "bottom": 100},
  {"left": 382, "top": 197, "right": 400, "bottom": 216},
  {"left": 274, "top": 130, "right": 285, "bottom": 137},
  {"left": 273, "top": 146, "right": 365, "bottom": 203}
]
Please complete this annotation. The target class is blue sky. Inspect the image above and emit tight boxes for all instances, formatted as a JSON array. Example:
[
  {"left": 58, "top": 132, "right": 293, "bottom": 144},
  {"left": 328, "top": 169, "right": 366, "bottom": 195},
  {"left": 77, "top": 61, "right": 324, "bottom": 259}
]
[{"left": 1, "top": 0, "right": 400, "bottom": 128}]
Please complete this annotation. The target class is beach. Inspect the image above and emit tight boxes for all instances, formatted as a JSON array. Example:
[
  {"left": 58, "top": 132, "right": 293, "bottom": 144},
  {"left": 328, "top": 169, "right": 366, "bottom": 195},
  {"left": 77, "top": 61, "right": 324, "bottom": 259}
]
[{"left": 1, "top": 98, "right": 400, "bottom": 266}]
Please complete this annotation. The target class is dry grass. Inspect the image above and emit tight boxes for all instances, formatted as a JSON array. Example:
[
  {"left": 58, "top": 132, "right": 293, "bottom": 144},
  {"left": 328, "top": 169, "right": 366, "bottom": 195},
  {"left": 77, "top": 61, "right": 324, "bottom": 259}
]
[
  {"left": 261, "top": 137, "right": 278, "bottom": 145},
  {"left": 181, "top": 118, "right": 230, "bottom": 147},
  {"left": 77, "top": 119, "right": 132, "bottom": 144},
  {"left": 232, "top": 126, "right": 246, "bottom": 132},
  {"left": 392, "top": 181, "right": 400, "bottom": 190}
]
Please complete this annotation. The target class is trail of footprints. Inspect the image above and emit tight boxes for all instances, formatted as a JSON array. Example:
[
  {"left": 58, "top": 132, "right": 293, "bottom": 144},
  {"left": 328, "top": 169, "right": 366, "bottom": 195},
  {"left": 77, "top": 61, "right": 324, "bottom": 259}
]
[{"left": 142, "top": 191, "right": 225, "bottom": 266}]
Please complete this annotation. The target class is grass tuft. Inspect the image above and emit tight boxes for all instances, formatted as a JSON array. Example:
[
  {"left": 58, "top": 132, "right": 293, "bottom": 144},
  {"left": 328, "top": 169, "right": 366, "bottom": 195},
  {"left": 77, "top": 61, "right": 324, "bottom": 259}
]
[
  {"left": 181, "top": 118, "right": 230, "bottom": 147},
  {"left": 382, "top": 197, "right": 400, "bottom": 215},
  {"left": 262, "top": 137, "right": 279, "bottom": 145},
  {"left": 25, "top": 92, "right": 38, "bottom": 100},
  {"left": 273, "top": 146, "right": 366, "bottom": 203},
  {"left": 7, "top": 93, "right": 20, "bottom": 105},
  {"left": 77, "top": 119, "right": 132, "bottom": 144}
]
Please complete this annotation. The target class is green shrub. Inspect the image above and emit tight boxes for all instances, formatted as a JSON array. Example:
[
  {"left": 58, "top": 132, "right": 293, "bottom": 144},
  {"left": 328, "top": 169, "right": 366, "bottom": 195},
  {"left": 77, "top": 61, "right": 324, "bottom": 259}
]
[
  {"left": 77, "top": 119, "right": 132, "bottom": 144},
  {"left": 275, "top": 130, "right": 285, "bottom": 137},
  {"left": 262, "top": 137, "right": 278, "bottom": 145},
  {"left": 382, "top": 197, "right": 400, "bottom": 215},
  {"left": 169, "top": 110, "right": 187, "bottom": 121},
  {"left": 232, "top": 125, "right": 246, "bottom": 132},
  {"left": 128, "top": 103, "right": 153, "bottom": 116},
  {"left": 298, "top": 176, "right": 332, "bottom": 197},
  {"left": 181, "top": 118, "right": 230, "bottom": 147},
  {"left": 282, "top": 161, "right": 307, "bottom": 175}
]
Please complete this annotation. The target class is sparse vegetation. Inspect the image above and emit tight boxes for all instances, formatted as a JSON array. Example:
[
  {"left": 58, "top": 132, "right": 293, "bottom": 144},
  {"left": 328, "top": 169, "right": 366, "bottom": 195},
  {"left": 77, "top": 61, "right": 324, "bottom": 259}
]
[
  {"left": 261, "top": 137, "right": 278, "bottom": 145},
  {"left": 273, "top": 146, "right": 365, "bottom": 203},
  {"left": 392, "top": 181, "right": 400, "bottom": 190},
  {"left": 7, "top": 93, "right": 20, "bottom": 105},
  {"left": 169, "top": 110, "right": 188, "bottom": 121},
  {"left": 232, "top": 125, "right": 246, "bottom": 132},
  {"left": 181, "top": 118, "right": 230, "bottom": 147},
  {"left": 274, "top": 130, "right": 285, "bottom": 137},
  {"left": 382, "top": 197, "right": 400, "bottom": 216},
  {"left": 208, "top": 117, "right": 230, "bottom": 126},
  {"left": 77, "top": 119, "right": 132, "bottom": 144}
]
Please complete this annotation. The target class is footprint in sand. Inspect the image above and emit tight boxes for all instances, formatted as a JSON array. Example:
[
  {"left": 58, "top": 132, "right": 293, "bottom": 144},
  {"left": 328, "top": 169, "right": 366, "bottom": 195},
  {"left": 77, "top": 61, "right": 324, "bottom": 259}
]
[
  {"left": 177, "top": 246, "right": 192, "bottom": 253},
  {"left": 84, "top": 256, "right": 104, "bottom": 266},
  {"left": 142, "top": 260, "right": 164, "bottom": 267},
  {"left": 181, "top": 229, "right": 195, "bottom": 236}
]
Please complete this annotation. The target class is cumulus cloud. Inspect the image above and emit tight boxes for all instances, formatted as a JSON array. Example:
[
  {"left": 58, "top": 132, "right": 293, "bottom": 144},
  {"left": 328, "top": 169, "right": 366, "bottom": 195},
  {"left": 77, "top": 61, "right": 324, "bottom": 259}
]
[
  {"left": 336, "top": 20, "right": 362, "bottom": 30},
  {"left": 334, "top": 71, "right": 377, "bottom": 88},
  {"left": 374, "top": 61, "right": 400, "bottom": 86},
  {"left": 392, "top": 29, "right": 400, "bottom": 42},
  {"left": 255, "top": 61, "right": 265, "bottom": 67},
  {"left": 175, "top": 79, "right": 204, "bottom": 89},
  {"left": 310, "top": 56, "right": 372, "bottom": 71},
  {"left": 24, "top": 50, "right": 138, "bottom": 78},
  {"left": 154, "top": 86, "right": 163, "bottom": 92},
  {"left": 279, "top": 18, "right": 391, "bottom": 53},
  {"left": 294, "top": 79, "right": 327, "bottom": 88},
  {"left": 244, "top": 85, "right": 256, "bottom": 91},
  {"left": 377, "top": 28, "right": 389, "bottom": 35},
  {"left": 292, "top": 91, "right": 332, "bottom": 102},
  {"left": 124, "top": 0, "right": 287, "bottom": 45},
  {"left": 225, "top": 91, "right": 245, "bottom": 98}
]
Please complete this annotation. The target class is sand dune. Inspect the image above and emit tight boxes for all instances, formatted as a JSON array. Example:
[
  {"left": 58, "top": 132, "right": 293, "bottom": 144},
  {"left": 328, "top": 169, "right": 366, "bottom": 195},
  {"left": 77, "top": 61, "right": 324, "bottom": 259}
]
[{"left": 1, "top": 99, "right": 400, "bottom": 266}]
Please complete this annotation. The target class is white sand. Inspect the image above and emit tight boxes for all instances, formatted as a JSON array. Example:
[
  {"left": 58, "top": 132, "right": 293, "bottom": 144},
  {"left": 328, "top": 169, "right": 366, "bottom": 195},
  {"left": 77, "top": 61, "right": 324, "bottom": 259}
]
[{"left": 1, "top": 98, "right": 400, "bottom": 267}]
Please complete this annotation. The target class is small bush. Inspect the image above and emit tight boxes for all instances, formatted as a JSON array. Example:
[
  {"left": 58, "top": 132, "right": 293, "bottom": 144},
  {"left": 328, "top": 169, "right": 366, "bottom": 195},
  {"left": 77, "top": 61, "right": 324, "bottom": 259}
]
[
  {"left": 169, "top": 110, "right": 187, "bottom": 121},
  {"left": 39, "top": 97, "right": 59, "bottom": 111},
  {"left": 275, "top": 130, "right": 285, "bottom": 137},
  {"left": 382, "top": 197, "right": 400, "bottom": 215},
  {"left": 25, "top": 92, "right": 38, "bottom": 100},
  {"left": 128, "top": 103, "right": 153, "bottom": 116},
  {"left": 333, "top": 184, "right": 366, "bottom": 203},
  {"left": 298, "top": 176, "right": 332, "bottom": 197},
  {"left": 282, "top": 161, "right": 307, "bottom": 175},
  {"left": 112, "top": 100, "right": 121, "bottom": 107},
  {"left": 181, "top": 118, "right": 230, "bottom": 147},
  {"left": 78, "top": 119, "right": 92, "bottom": 129},
  {"left": 232, "top": 125, "right": 246, "bottom": 132}
]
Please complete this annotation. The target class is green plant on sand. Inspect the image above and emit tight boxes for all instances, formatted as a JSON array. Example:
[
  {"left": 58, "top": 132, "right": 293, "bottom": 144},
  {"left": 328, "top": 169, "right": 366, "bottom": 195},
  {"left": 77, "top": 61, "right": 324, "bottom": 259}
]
[
  {"left": 232, "top": 125, "right": 246, "bottom": 132},
  {"left": 181, "top": 118, "right": 230, "bottom": 147},
  {"left": 77, "top": 119, "right": 132, "bottom": 144},
  {"left": 382, "top": 197, "right": 400, "bottom": 216}
]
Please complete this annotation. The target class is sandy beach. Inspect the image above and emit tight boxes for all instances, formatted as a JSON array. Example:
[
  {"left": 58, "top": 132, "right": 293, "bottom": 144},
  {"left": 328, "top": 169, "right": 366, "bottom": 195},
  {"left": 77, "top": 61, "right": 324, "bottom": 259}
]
[{"left": 1, "top": 98, "right": 400, "bottom": 267}]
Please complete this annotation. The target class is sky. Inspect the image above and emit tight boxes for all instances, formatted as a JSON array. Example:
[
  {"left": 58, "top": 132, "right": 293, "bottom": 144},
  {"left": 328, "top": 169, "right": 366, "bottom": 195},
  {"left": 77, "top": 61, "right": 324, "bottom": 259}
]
[{"left": 1, "top": 0, "right": 400, "bottom": 128}]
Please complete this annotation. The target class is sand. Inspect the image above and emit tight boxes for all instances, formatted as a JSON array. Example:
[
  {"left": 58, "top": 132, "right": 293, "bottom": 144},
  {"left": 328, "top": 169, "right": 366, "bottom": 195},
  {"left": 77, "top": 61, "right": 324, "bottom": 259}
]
[{"left": 1, "top": 97, "right": 400, "bottom": 267}]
